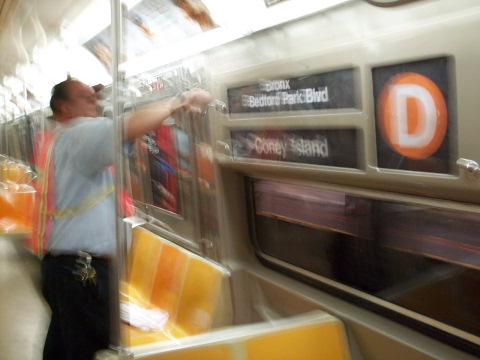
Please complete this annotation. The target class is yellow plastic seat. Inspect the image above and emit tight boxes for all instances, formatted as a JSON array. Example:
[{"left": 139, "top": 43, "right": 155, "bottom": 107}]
[
  {"left": 137, "top": 311, "right": 351, "bottom": 360},
  {"left": 124, "top": 228, "right": 164, "bottom": 307},
  {"left": 1, "top": 162, "right": 33, "bottom": 184},
  {"left": 246, "top": 319, "right": 350, "bottom": 360},
  {"left": 122, "top": 227, "right": 231, "bottom": 347},
  {"left": 175, "top": 256, "right": 225, "bottom": 335},
  {"left": 141, "top": 344, "right": 234, "bottom": 360}
]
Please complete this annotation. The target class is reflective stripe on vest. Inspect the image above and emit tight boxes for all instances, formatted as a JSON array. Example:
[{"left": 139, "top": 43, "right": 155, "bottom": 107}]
[
  {"left": 36, "top": 131, "right": 60, "bottom": 256},
  {"left": 48, "top": 182, "right": 115, "bottom": 220}
]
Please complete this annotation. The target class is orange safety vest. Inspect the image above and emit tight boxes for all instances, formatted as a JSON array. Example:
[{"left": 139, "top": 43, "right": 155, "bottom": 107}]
[
  {"left": 26, "top": 129, "right": 117, "bottom": 257},
  {"left": 25, "top": 130, "right": 59, "bottom": 257}
]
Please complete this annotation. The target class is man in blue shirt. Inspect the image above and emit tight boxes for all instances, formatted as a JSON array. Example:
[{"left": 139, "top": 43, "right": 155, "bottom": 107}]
[{"left": 39, "top": 78, "right": 212, "bottom": 360}]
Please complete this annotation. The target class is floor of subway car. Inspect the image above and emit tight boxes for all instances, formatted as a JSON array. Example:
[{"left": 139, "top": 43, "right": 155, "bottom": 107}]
[{"left": 0, "top": 235, "right": 50, "bottom": 360}]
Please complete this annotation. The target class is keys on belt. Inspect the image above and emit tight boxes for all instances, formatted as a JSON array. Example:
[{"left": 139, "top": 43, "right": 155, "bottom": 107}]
[{"left": 72, "top": 251, "right": 97, "bottom": 286}]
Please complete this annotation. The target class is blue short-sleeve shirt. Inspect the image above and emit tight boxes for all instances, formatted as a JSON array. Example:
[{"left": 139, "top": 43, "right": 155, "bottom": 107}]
[{"left": 47, "top": 117, "right": 117, "bottom": 257}]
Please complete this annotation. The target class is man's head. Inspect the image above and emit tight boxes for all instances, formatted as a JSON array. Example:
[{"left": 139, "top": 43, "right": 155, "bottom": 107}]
[{"left": 50, "top": 79, "right": 98, "bottom": 122}]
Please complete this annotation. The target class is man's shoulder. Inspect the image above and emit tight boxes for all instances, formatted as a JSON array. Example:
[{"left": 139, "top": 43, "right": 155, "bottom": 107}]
[
  {"left": 72, "top": 116, "right": 112, "bottom": 127},
  {"left": 62, "top": 117, "right": 112, "bottom": 135}
]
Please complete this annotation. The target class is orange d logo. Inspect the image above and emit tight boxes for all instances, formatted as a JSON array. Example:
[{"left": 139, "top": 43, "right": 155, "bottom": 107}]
[{"left": 377, "top": 72, "right": 448, "bottom": 160}]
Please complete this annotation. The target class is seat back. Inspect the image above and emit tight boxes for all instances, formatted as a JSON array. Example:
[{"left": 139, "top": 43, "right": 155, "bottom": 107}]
[
  {"left": 122, "top": 227, "right": 232, "bottom": 345},
  {"left": 124, "top": 227, "right": 164, "bottom": 307},
  {"left": 175, "top": 255, "right": 226, "bottom": 335}
]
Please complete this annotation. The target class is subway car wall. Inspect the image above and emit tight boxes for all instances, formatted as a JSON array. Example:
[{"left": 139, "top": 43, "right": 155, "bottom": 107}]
[{"left": 208, "top": 0, "right": 480, "bottom": 356}]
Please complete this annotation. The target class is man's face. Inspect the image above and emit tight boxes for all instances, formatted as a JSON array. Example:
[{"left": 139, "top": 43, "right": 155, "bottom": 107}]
[{"left": 64, "top": 81, "right": 97, "bottom": 119}]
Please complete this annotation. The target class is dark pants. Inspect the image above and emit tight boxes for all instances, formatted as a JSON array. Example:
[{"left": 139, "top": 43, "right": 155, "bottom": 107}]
[{"left": 41, "top": 254, "right": 111, "bottom": 360}]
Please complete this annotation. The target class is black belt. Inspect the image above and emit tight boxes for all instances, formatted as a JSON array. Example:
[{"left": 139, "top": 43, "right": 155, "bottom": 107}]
[
  {"left": 44, "top": 252, "right": 111, "bottom": 262},
  {"left": 43, "top": 252, "right": 108, "bottom": 286}
]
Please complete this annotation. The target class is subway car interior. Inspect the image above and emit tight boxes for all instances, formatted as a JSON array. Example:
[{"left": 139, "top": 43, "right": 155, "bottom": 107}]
[{"left": 2, "top": 0, "right": 480, "bottom": 359}]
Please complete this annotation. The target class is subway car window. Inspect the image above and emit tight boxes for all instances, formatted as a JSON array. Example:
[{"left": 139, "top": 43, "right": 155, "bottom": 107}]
[{"left": 249, "top": 179, "right": 480, "bottom": 338}]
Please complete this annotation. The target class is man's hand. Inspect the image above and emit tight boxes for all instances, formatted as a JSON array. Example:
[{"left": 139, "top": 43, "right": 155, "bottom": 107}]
[{"left": 183, "top": 88, "right": 214, "bottom": 114}]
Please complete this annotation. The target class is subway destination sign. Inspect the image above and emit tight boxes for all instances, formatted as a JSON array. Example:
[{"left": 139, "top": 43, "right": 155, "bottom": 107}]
[
  {"left": 227, "top": 68, "right": 357, "bottom": 114},
  {"left": 231, "top": 128, "right": 358, "bottom": 168}
]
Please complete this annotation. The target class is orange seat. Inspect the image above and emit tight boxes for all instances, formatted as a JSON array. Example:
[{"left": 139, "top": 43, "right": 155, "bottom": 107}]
[
  {"left": 124, "top": 228, "right": 164, "bottom": 307},
  {"left": 246, "top": 318, "right": 350, "bottom": 360},
  {"left": 121, "top": 227, "right": 232, "bottom": 347},
  {"left": 136, "top": 311, "right": 351, "bottom": 360},
  {"left": 140, "top": 343, "right": 234, "bottom": 360},
  {"left": 121, "top": 230, "right": 351, "bottom": 359},
  {"left": 0, "top": 183, "right": 35, "bottom": 234},
  {"left": 150, "top": 241, "right": 189, "bottom": 327}
]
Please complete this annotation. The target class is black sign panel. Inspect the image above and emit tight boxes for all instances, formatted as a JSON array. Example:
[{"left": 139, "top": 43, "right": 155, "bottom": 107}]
[
  {"left": 227, "top": 68, "right": 357, "bottom": 114},
  {"left": 231, "top": 129, "right": 358, "bottom": 168},
  {"left": 373, "top": 57, "right": 454, "bottom": 174}
]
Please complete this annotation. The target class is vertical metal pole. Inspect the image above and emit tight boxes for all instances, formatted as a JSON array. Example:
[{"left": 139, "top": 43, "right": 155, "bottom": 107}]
[
  {"left": 4, "top": 95, "right": 9, "bottom": 158},
  {"left": 96, "top": 1, "right": 133, "bottom": 359}
]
